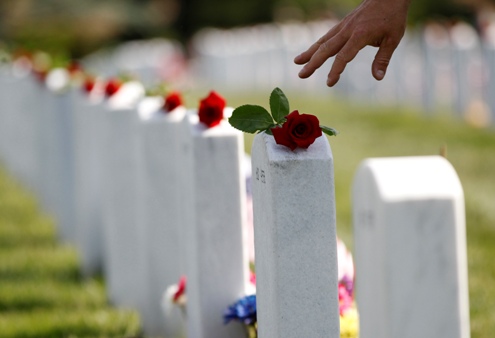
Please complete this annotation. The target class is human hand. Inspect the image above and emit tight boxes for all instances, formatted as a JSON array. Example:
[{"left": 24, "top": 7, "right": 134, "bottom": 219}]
[{"left": 294, "top": 0, "right": 410, "bottom": 87}]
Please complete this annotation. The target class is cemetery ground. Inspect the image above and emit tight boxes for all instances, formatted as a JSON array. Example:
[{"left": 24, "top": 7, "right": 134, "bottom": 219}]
[{"left": 0, "top": 92, "right": 494, "bottom": 337}]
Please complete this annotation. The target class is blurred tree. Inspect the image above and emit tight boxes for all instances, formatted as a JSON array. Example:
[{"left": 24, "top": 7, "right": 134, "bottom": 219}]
[
  {"left": 174, "top": 0, "right": 275, "bottom": 41},
  {"left": 0, "top": 0, "right": 179, "bottom": 57},
  {"left": 273, "top": 0, "right": 360, "bottom": 20},
  {"left": 408, "top": 0, "right": 476, "bottom": 26}
]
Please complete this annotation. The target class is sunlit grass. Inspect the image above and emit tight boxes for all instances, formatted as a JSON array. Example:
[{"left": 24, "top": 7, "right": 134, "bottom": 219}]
[{"left": 0, "top": 168, "right": 141, "bottom": 338}]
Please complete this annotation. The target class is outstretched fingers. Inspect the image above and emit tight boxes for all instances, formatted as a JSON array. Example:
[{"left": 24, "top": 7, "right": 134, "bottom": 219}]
[
  {"left": 298, "top": 33, "right": 348, "bottom": 79},
  {"left": 327, "top": 35, "right": 366, "bottom": 87},
  {"left": 294, "top": 23, "right": 342, "bottom": 65}
]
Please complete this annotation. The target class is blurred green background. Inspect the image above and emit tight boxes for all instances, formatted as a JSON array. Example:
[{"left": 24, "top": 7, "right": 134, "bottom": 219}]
[{"left": 0, "top": 0, "right": 487, "bottom": 57}]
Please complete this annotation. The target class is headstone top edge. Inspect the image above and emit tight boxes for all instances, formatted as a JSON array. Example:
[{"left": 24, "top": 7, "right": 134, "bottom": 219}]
[
  {"left": 107, "top": 81, "right": 145, "bottom": 110},
  {"left": 356, "top": 155, "right": 463, "bottom": 200},
  {"left": 138, "top": 97, "right": 186, "bottom": 122},
  {"left": 186, "top": 112, "right": 242, "bottom": 138},
  {"left": 254, "top": 132, "right": 332, "bottom": 162}
]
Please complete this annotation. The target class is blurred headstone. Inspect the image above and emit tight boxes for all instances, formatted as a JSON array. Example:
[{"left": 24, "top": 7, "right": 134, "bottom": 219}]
[
  {"left": 183, "top": 113, "right": 249, "bottom": 338},
  {"left": 353, "top": 156, "right": 470, "bottom": 338}
]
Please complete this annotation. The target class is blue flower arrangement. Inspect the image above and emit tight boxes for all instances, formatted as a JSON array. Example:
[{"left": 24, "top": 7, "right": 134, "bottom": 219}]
[
  {"left": 224, "top": 295, "right": 257, "bottom": 337},
  {"left": 224, "top": 294, "right": 257, "bottom": 325}
]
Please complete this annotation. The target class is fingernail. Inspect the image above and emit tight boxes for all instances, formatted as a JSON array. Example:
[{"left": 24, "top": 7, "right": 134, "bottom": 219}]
[
  {"left": 298, "top": 68, "right": 306, "bottom": 77},
  {"left": 377, "top": 70, "right": 385, "bottom": 79}
]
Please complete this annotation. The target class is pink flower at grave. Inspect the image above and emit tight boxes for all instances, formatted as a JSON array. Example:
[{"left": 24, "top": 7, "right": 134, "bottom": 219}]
[
  {"left": 250, "top": 271, "right": 256, "bottom": 286},
  {"left": 198, "top": 91, "right": 226, "bottom": 128},
  {"left": 338, "top": 283, "right": 353, "bottom": 316}
]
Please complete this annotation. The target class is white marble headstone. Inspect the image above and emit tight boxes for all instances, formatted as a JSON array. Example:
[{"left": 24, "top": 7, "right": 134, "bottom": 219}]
[
  {"left": 100, "top": 82, "right": 147, "bottom": 311},
  {"left": 183, "top": 112, "right": 249, "bottom": 338},
  {"left": 72, "top": 89, "right": 105, "bottom": 276},
  {"left": 37, "top": 81, "right": 76, "bottom": 243},
  {"left": 0, "top": 73, "right": 41, "bottom": 192},
  {"left": 137, "top": 97, "right": 187, "bottom": 337},
  {"left": 353, "top": 155, "right": 470, "bottom": 338},
  {"left": 251, "top": 132, "right": 340, "bottom": 338}
]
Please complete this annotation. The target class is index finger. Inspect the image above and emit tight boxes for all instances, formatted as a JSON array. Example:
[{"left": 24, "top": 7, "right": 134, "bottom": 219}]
[
  {"left": 294, "top": 22, "right": 343, "bottom": 65},
  {"left": 327, "top": 36, "right": 367, "bottom": 86},
  {"left": 298, "top": 32, "right": 348, "bottom": 78}
]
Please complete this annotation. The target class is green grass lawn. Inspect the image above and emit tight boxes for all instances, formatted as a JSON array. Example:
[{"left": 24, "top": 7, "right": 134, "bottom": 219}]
[
  {"left": 0, "top": 168, "right": 141, "bottom": 337},
  {"left": 1, "top": 91, "right": 494, "bottom": 337}
]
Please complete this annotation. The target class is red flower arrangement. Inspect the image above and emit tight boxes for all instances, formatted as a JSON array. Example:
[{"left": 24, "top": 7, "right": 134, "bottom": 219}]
[
  {"left": 163, "top": 91, "right": 183, "bottom": 113},
  {"left": 198, "top": 91, "right": 226, "bottom": 128}
]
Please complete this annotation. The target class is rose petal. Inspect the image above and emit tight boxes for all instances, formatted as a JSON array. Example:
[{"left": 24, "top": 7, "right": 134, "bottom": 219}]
[
  {"left": 272, "top": 125, "right": 297, "bottom": 150},
  {"left": 286, "top": 112, "right": 322, "bottom": 149},
  {"left": 199, "top": 91, "right": 226, "bottom": 127}
]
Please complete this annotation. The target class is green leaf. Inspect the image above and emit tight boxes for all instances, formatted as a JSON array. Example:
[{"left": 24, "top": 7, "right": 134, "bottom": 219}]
[
  {"left": 229, "top": 105, "right": 274, "bottom": 134},
  {"left": 321, "top": 125, "right": 339, "bottom": 136},
  {"left": 269, "top": 87, "right": 290, "bottom": 124}
]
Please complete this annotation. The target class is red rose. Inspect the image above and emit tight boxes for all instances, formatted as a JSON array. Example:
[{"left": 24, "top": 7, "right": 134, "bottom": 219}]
[
  {"left": 67, "top": 61, "right": 82, "bottom": 75},
  {"left": 33, "top": 69, "right": 48, "bottom": 83},
  {"left": 83, "top": 76, "right": 96, "bottom": 94},
  {"left": 105, "top": 78, "right": 122, "bottom": 97},
  {"left": 173, "top": 276, "right": 186, "bottom": 302},
  {"left": 198, "top": 91, "right": 226, "bottom": 128},
  {"left": 163, "top": 91, "right": 183, "bottom": 113},
  {"left": 271, "top": 110, "right": 322, "bottom": 150}
]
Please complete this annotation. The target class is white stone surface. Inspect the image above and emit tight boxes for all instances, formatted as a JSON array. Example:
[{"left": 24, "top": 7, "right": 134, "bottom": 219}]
[
  {"left": 72, "top": 89, "right": 105, "bottom": 276},
  {"left": 37, "top": 87, "right": 76, "bottom": 243},
  {"left": 100, "top": 100, "right": 148, "bottom": 313},
  {"left": 15, "top": 76, "right": 44, "bottom": 192},
  {"left": 353, "top": 155, "right": 470, "bottom": 338},
  {"left": 251, "top": 132, "right": 340, "bottom": 338},
  {"left": 137, "top": 97, "right": 187, "bottom": 337},
  {"left": 183, "top": 113, "right": 249, "bottom": 338},
  {"left": 0, "top": 73, "right": 41, "bottom": 191}
]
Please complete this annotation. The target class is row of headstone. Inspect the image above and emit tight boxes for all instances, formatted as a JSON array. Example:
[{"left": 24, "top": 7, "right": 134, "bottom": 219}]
[
  {"left": 190, "top": 20, "right": 495, "bottom": 126},
  {"left": 0, "top": 55, "right": 471, "bottom": 338},
  {"left": 0, "top": 63, "right": 250, "bottom": 338},
  {"left": 82, "top": 38, "right": 187, "bottom": 87}
]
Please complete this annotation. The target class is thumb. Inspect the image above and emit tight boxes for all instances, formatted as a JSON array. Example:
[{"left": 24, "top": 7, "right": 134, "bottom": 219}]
[{"left": 372, "top": 38, "right": 399, "bottom": 81}]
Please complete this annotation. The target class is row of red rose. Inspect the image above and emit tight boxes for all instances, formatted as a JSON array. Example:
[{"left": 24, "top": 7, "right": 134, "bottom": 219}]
[{"left": 31, "top": 59, "right": 326, "bottom": 151}]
